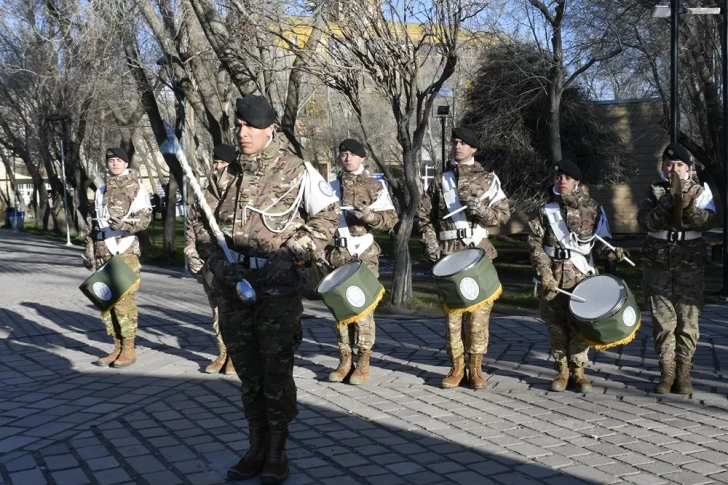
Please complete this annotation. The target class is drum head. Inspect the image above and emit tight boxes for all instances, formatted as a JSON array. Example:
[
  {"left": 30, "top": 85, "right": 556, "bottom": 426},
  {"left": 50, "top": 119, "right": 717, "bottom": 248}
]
[
  {"left": 432, "top": 248, "right": 484, "bottom": 277},
  {"left": 569, "top": 275, "right": 626, "bottom": 321},
  {"left": 317, "top": 260, "right": 361, "bottom": 293}
]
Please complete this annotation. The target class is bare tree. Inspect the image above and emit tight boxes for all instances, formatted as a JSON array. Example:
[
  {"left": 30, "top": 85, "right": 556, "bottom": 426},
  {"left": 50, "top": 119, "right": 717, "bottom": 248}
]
[
  {"left": 302, "top": 0, "right": 485, "bottom": 308},
  {"left": 521, "top": 0, "right": 626, "bottom": 162}
]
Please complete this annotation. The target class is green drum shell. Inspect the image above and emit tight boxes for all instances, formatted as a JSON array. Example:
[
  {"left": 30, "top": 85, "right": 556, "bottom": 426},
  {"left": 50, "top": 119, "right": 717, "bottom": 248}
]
[
  {"left": 79, "top": 254, "right": 140, "bottom": 312},
  {"left": 432, "top": 248, "right": 501, "bottom": 311},
  {"left": 571, "top": 278, "right": 640, "bottom": 347},
  {"left": 316, "top": 260, "right": 384, "bottom": 324}
]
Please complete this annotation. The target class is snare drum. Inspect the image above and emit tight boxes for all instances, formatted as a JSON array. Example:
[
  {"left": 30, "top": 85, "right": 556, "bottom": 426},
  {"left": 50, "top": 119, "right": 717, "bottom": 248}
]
[
  {"left": 432, "top": 248, "right": 502, "bottom": 314},
  {"left": 79, "top": 254, "right": 140, "bottom": 313},
  {"left": 316, "top": 260, "right": 384, "bottom": 327},
  {"left": 569, "top": 274, "right": 641, "bottom": 350}
]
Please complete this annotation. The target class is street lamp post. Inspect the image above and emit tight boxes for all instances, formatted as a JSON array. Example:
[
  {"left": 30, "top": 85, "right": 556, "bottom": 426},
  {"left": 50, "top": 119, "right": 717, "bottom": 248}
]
[
  {"left": 436, "top": 105, "right": 450, "bottom": 173},
  {"left": 46, "top": 114, "right": 73, "bottom": 247},
  {"left": 651, "top": 3, "right": 728, "bottom": 298}
]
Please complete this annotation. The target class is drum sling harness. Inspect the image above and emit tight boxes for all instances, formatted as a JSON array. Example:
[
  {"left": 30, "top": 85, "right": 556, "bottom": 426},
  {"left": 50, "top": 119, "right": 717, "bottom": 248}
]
[
  {"left": 329, "top": 173, "right": 395, "bottom": 258},
  {"left": 543, "top": 202, "right": 612, "bottom": 277},
  {"left": 439, "top": 170, "right": 506, "bottom": 246}
]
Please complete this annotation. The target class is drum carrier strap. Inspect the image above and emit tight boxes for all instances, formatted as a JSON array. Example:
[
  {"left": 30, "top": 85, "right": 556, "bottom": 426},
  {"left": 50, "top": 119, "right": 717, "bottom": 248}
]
[
  {"left": 542, "top": 202, "right": 611, "bottom": 277},
  {"left": 438, "top": 170, "right": 505, "bottom": 246}
]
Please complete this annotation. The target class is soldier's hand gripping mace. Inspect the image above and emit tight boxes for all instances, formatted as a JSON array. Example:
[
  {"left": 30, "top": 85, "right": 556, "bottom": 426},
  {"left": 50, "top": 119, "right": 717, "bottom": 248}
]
[{"left": 160, "top": 122, "right": 256, "bottom": 304}]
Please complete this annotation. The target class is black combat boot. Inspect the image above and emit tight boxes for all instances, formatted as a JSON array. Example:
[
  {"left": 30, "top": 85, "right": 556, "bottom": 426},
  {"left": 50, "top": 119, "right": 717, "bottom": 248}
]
[
  {"left": 261, "top": 428, "right": 289, "bottom": 484},
  {"left": 227, "top": 426, "right": 269, "bottom": 480}
]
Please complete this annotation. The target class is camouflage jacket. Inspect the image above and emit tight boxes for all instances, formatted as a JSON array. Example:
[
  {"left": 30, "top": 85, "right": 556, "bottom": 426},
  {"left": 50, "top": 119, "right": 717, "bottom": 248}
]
[
  {"left": 85, "top": 169, "right": 152, "bottom": 261},
  {"left": 200, "top": 136, "right": 339, "bottom": 263},
  {"left": 325, "top": 169, "right": 399, "bottom": 273},
  {"left": 417, "top": 162, "right": 511, "bottom": 260},
  {"left": 528, "top": 188, "right": 611, "bottom": 291},
  {"left": 185, "top": 166, "right": 236, "bottom": 259},
  {"left": 637, "top": 178, "right": 716, "bottom": 271}
]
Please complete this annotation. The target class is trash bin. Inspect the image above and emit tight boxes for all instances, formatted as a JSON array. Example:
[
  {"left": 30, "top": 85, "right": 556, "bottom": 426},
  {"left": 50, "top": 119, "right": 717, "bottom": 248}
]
[{"left": 6, "top": 208, "right": 24, "bottom": 230}]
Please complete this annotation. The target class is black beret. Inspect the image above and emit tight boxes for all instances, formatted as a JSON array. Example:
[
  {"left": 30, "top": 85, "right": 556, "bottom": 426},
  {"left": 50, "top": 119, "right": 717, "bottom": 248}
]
[
  {"left": 212, "top": 144, "right": 236, "bottom": 164},
  {"left": 339, "top": 139, "right": 366, "bottom": 158},
  {"left": 663, "top": 143, "right": 692, "bottom": 163},
  {"left": 554, "top": 159, "right": 581, "bottom": 180},
  {"left": 452, "top": 127, "right": 479, "bottom": 149},
  {"left": 235, "top": 96, "right": 277, "bottom": 129},
  {"left": 105, "top": 147, "right": 130, "bottom": 164}
]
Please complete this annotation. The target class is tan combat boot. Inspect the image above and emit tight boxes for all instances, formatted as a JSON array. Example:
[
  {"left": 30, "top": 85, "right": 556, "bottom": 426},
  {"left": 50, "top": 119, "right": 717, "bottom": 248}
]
[
  {"left": 551, "top": 360, "right": 569, "bottom": 392},
  {"left": 261, "top": 428, "right": 289, "bottom": 484},
  {"left": 570, "top": 362, "right": 592, "bottom": 393},
  {"left": 349, "top": 349, "right": 372, "bottom": 385},
  {"left": 222, "top": 356, "right": 236, "bottom": 376},
  {"left": 111, "top": 338, "right": 137, "bottom": 368},
  {"left": 674, "top": 358, "right": 693, "bottom": 395},
  {"left": 95, "top": 336, "right": 122, "bottom": 367},
  {"left": 205, "top": 347, "right": 227, "bottom": 374},
  {"left": 327, "top": 349, "right": 352, "bottom": 383},
  {"left": 654, "top": 360, "right": 675, "bottom": 394},
  {"left": 469, "top": 354, "right": 487, "bottom": 390},
  {"left": 227, "top": 426, "right": 269, "bottom": 480},
  {"left": 441, "top": 354, "right": 466, "bottom": 389}
]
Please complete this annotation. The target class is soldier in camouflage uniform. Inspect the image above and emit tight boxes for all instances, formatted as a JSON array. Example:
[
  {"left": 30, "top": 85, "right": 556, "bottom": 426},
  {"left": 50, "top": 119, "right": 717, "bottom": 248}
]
[
  {"left": 528, "top": 160, "right": 627, "bottom": 392},
  {"left": 184, "top": 144, "right": 237, "bottom": 375},
  {"left": 84, "top": 148, "right": 152, "bottom": 368},
  {"left": 418, "top": 127, "right": 511, "bottom": 390},
  {"left": 201, "top": 96, "right": 338, "bottom": 484},
  {"left": 323, "top": 139, "right": 398, "bottom": 385},
  {"left": 637, "top": 143, "right": 716, "bottom": 395}
]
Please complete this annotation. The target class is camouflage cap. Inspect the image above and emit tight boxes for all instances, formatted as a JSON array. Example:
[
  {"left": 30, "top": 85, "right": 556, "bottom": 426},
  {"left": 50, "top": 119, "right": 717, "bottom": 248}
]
[{"left": 663, "top": 142, "right": 692, "bottom": 163}]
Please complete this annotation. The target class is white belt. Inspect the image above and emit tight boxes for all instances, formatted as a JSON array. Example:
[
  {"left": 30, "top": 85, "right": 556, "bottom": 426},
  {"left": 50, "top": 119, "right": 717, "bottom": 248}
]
[
  {"left": 648, "top": 230, "right": 701, "bottom": 241},
  {"left": 439, "top": 228, "right": 476, "bottom": 240},
  {"left": 228, "top": 250, "right": 268, "bottom": 269},
  {"left": 96, "top": 229, "right": 129, "bottom": 240}
]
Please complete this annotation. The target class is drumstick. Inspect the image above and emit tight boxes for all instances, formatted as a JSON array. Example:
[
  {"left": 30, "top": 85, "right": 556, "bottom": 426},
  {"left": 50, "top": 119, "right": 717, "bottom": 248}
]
[
  {"left": 592, "top": 234, "right": 636, "bottom": 267},
  {"left": 443, "top": 205, "right": 467, "bottom": 220},
  {"left": 532, "top": 278, "right": 587, "bottom": 303},
  {"left": 159, "top": 122, "right": 256, "bottom": 304}
]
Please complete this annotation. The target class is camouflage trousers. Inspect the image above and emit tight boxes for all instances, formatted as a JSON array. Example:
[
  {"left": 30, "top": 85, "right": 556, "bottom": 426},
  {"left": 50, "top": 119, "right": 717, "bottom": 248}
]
[
  {"left": 219, "top": 294, "right": 303, "bottom": 431},
  {"left": 203, "top": 278, "right": 224, "bottom": 352},
  {"left": 643, "top": 265, "right": 702, "bottom": 362},
  {"left": 444, "top": 302, "right": 493, "bottom": 359},
  {"left": 336, "top": 312, "right": 375, "bottom": 352},
  {"left": 98, "top": 253, "right": 141, "bottom": 339},
  {"left": 540, "top": 293, "right": 589, "bottom": 364}
]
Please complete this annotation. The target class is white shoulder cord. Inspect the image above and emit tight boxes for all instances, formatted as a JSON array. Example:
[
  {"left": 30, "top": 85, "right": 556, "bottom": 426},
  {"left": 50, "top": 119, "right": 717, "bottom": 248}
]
[{"left": 243, "top": 173, "right": 306, "bottom": 234}]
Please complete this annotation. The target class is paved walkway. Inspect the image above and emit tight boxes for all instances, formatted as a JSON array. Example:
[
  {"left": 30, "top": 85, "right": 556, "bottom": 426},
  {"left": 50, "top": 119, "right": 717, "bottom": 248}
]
[{"left": 1, "top": 230, "right": 728, "bottom": 485}]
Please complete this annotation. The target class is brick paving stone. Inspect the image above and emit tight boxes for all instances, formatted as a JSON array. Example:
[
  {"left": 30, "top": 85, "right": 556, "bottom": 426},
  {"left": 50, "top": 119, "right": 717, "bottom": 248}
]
[
  {"left": 660, "top": 471, "right": 715, "bottom": 485},
  {"left": 9, "top": 469, "right": 47, "bottom": 485},
  {"left": 51, "top": 468, "right": 91, "bottom": 485}
]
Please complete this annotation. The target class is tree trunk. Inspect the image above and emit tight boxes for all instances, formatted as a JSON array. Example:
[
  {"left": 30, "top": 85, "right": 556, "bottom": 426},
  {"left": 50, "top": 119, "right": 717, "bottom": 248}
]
[
  {"left": 390, "top": 147, "right": 421, "bottom": 308},
  {"left": 548, "top": 22, "right": 564, "bottom": 163},
  {"left": 163, "top": 175, "right": 178, "bottom": 256}
]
